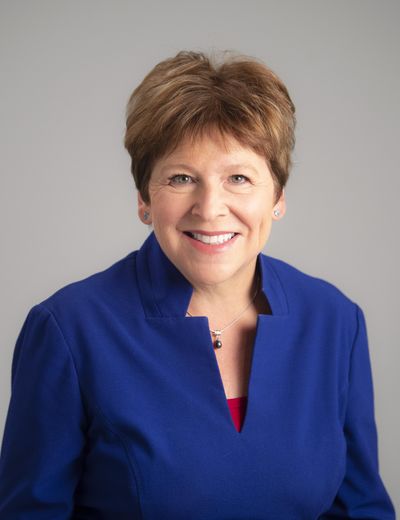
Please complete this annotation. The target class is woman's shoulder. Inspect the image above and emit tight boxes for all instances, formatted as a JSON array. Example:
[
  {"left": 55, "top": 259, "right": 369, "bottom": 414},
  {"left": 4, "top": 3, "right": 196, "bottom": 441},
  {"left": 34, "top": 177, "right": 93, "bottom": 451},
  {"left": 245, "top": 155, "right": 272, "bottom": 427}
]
[
  {"left": 261, "top": 253, "right": 358, "bottom": 318},
  {"left": 35, "top": 250, "right": 140, "bottom": 321}
]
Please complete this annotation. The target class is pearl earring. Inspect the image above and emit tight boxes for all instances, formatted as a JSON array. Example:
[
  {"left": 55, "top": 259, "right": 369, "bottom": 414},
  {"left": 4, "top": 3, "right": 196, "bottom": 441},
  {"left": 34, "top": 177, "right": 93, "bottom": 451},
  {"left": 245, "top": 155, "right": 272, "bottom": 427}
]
[{"left": 273, "top": 209, "right": 280, "bottom": 217}]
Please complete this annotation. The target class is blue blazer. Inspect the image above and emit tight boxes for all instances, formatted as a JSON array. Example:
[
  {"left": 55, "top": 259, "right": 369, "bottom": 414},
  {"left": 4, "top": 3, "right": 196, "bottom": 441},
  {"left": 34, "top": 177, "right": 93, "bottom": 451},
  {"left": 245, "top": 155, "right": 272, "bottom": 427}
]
[{"left": 0, "top": 232, "right": 395, "bottom": 519}]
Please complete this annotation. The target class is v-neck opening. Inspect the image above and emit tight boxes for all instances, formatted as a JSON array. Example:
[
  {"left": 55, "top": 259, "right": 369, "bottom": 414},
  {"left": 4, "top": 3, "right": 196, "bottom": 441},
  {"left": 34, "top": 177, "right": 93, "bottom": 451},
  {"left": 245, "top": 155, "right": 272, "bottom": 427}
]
[
  {"left": 183, "top": 292, "right": 273, "bottom": 436},
  {"left": 205, "top": 315, "right": 263, "bottom": 436}
]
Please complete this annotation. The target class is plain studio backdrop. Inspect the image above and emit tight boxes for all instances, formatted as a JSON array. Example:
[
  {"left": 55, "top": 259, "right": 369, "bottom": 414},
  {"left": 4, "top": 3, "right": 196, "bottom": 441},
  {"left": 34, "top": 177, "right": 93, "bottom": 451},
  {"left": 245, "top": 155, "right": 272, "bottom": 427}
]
[{"left": 0, "top": 0, "right": 399, "bottom": 509}]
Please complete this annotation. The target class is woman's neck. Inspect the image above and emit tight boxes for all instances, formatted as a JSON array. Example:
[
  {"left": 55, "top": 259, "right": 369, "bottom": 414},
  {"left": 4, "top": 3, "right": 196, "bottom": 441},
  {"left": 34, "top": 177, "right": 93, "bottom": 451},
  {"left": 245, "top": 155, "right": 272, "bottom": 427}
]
[{"left": 187, "top": 264, "right": 260, "bottom": 321}]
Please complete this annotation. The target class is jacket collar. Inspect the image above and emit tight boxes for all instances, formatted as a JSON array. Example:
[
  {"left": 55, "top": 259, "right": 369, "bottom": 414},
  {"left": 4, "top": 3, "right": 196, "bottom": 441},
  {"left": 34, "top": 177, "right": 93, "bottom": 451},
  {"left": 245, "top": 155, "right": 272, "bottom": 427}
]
[{"left": 136, "top": 232, "right": 289, "bottom": 318}]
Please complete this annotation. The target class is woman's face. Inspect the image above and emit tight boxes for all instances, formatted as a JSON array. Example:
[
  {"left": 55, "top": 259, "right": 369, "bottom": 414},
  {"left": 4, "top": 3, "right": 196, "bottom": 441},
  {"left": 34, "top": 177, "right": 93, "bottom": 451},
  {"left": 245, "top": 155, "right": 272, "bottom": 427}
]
[{"left": 139, "top": 130, "right": 286, "bottom": 291}]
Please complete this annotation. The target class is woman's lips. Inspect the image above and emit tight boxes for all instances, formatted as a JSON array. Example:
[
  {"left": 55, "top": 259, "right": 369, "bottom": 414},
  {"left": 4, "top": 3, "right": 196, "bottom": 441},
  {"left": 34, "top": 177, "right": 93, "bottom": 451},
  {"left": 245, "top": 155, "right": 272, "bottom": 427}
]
[
  {"left": 186, "top": 231, "right": 235, "bottom": 245},
  {"left": 182, "top": 231, "right": 239, "bottom": 253}
]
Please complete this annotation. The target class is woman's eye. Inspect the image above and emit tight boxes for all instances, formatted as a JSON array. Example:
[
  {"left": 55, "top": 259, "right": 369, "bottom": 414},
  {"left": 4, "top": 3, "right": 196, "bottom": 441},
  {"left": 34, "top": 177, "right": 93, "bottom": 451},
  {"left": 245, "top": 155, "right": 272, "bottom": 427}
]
[
  {"left": 229, "top": 174, "right": 249, "bottom": 184},
  {"left": 168, "top": 174, "right": 194, "bottom": 185}
]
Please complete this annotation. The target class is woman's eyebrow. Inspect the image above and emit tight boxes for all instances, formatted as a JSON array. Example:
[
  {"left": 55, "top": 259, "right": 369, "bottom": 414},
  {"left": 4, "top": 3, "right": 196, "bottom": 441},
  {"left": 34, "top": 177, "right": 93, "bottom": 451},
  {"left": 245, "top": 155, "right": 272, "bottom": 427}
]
[
  {"left": 224, "top": 163, "right": 259, "bottom": 174},
  {"left": 159, "top": 163, "right": 200, "bottom": 175}
]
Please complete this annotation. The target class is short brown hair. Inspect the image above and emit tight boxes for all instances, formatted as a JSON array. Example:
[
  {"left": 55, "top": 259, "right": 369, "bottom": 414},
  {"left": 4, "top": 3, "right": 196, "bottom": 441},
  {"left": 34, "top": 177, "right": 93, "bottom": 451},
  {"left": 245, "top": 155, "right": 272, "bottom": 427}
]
[{"left": 124, "top": 50, "right": 296, "bottom": 203}]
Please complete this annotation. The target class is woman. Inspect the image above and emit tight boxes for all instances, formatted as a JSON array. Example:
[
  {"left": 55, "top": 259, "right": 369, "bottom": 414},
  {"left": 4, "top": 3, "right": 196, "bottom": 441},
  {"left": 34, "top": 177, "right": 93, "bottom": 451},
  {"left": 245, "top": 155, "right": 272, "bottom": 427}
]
[{"left": 0, "top": 51, "right": 395, "bottom": 519}]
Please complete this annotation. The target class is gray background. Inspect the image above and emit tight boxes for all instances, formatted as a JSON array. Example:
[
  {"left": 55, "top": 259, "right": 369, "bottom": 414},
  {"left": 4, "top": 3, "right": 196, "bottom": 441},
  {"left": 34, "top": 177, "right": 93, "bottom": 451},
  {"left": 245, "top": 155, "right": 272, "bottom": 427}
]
[{"left": 1, "top": 0, "right": 399, "bottom": 508}]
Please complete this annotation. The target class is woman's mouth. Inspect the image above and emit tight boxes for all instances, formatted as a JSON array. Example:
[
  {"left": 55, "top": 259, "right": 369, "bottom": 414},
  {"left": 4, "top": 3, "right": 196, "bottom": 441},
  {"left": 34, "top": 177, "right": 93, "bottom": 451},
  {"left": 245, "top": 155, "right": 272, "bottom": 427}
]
[
  {"left": 182, "top": 231, "right": 239, "bottom": 253},
  {"left": 184, "top": 232, "right": 236, "bottom": 245}
]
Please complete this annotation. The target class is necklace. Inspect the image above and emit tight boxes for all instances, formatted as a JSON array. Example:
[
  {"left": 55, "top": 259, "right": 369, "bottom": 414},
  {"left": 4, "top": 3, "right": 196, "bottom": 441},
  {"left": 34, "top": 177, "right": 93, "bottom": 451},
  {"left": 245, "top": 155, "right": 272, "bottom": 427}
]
[{"left": 185, "top": 277, "right": 260, "bottom": 349}]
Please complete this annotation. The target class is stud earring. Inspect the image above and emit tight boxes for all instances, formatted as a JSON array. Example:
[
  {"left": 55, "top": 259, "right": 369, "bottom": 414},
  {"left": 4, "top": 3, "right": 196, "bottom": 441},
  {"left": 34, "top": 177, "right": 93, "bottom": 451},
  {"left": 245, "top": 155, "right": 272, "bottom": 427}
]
[
  {"left": 273, "top": 209, "right": 280, "bottom": 217},
  {"left": 143, "top": 211, "right": 150, "bottom": 221}
]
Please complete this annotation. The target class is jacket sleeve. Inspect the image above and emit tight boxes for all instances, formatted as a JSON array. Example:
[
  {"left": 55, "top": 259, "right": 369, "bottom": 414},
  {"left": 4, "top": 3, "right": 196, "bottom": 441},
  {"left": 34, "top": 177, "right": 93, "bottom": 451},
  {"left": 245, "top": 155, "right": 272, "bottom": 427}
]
[
  {"left": 0, "top": 304, "right": 87, "bottom": 519},
  {"left": 321, "top": 304, "right": 395, "bottom": 519}
]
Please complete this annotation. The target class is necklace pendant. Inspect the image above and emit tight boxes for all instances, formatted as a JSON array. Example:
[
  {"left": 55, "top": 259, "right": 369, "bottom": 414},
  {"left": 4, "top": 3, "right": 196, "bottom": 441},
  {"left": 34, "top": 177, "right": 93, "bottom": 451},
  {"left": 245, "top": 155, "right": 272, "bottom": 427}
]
[{"left": 213, "top": 330, "right": 222, "bottom": 349}]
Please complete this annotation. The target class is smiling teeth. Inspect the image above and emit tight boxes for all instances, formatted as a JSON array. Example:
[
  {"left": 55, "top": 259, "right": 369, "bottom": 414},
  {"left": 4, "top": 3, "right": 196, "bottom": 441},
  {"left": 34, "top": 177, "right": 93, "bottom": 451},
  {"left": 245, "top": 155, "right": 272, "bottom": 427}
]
[{"left": 191, "top": 232, "right": 235, "bottom": 245}]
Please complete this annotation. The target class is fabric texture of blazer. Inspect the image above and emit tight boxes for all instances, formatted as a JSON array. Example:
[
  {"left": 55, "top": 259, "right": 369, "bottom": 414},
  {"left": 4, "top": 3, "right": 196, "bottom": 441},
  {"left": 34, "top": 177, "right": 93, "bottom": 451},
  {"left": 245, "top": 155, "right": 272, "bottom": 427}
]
[{"left": 0, "top": 232, "right": 395, "bottom": 519}]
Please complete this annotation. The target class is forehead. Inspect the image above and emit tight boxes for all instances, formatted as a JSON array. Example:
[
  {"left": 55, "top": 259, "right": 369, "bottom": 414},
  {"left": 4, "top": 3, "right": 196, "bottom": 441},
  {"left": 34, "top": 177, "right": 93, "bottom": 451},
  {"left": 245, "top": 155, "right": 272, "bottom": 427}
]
[{"left": 155, "top": 130, "right": 269, "bottom": 173}]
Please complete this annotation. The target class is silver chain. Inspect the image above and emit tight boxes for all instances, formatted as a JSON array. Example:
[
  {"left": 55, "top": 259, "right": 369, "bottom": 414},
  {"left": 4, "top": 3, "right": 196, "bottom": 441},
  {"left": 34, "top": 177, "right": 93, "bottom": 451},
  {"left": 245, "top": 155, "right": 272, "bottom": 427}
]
[{"left": 185, "top": 276, "right": 260, "bottom": 348}]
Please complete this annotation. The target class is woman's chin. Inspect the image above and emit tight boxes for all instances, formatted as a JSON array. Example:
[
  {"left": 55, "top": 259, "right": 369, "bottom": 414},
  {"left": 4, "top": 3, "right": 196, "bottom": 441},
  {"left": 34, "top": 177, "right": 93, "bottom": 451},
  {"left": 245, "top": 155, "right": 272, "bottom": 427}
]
[{"left": 181, "top": 264, "right": 252, "bottom": 291}]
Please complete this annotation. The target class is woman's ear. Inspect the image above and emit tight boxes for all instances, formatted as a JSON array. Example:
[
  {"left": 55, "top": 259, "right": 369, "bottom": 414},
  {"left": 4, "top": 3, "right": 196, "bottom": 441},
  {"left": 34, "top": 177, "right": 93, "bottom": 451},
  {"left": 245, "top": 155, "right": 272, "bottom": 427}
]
[
  {"left": 138, "top": 191, "right": 152, "bottom": 225},
  {"left": 272, "top": 188, "right": 286, "bottom": 220}
]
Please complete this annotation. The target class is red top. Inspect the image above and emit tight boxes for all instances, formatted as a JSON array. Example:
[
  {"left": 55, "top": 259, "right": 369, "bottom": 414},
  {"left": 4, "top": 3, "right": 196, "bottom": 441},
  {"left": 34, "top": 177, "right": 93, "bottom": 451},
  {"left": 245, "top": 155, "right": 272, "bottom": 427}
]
[{"left": 227, "top": 396, "right": 248, "bottom": 432}]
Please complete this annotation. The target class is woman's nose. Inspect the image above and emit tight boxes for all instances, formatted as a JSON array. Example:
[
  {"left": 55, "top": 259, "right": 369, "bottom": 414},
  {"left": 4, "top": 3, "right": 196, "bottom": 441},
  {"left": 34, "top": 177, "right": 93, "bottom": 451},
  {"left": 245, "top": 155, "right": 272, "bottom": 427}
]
[{"left": 191, "top": 183, "right": 229, "bottom": 221}]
